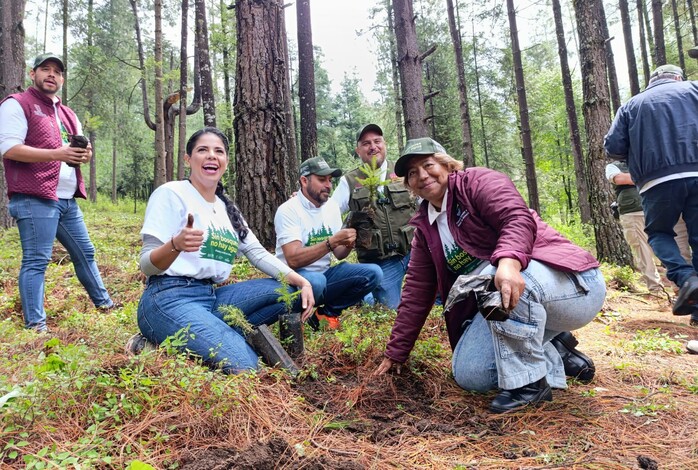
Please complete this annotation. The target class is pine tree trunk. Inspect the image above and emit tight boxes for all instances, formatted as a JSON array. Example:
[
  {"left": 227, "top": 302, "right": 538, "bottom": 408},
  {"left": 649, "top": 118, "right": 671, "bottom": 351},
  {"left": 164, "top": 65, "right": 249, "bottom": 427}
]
[
  {"left": 599, "top": 2, "right": 621, "bottom": 113},
  {"left": 446, "top": 0, "right": 474, "bottom": 167},
  {"left": 296, "top": 0, "right": 318, "bottom": 160},
  {"left": 552, "top": 0, "right": 591, "bottom": 224},
  {"left": 234, "top": 0, "right": 296, "bottom": 249},
  {"left": 688, "top": 0, "right": 698, "bottom": 45},
  {"left": 177, "top": 0, "right": 189, "bottom": 181},
  {"left": 507, "top": 0, "right": 539, "bottom": 213},
  {"left": 195, "top": 0, "right": 216, "bottom": 128},
  {"left": 652, "top": 0, "right": 667, "bottom": 65},
  {"left": 671, "top": 0, "right": 686, "bottom": 72},
  {"left": 153, "top": 0, "right": 166, "bottom": 187},
  {"left": 637, "top": 0, "right": 652, "bottom": 86},
  {"left": 392, "top": 0, "right": 428, "bottom": 139},
  {"left": 643, "top": 0, "right": 657, "bottom": 65},
  {"left": 62, "top": 0, "right": 68, "bottom": 103},
  {"left": 385, "top": 0, "right": 405, "bottom": 152},
  {"left": 573, "top": 0, "right": 633, "bottom": 265},
  {"left": 619, "top": 0, "right": 641, "bottom": 96},
  {"left": 0, "top": 0, "right": 25, "bottom": 228}
]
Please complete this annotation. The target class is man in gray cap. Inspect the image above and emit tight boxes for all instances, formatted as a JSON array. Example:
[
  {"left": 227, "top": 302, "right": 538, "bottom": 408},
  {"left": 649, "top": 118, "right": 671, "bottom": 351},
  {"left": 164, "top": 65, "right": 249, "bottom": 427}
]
[
  {"left": 331, "top": 124, "right": 416, "bottom": 309},
  {"left": 275, "top": 156, "right": 383, "bottom": 329},
  {"left": 0, "top": 53, "right": 116, "bottom": 332},
  {"left": 605, "top": 64, "right": 698, "bottom": 321}
]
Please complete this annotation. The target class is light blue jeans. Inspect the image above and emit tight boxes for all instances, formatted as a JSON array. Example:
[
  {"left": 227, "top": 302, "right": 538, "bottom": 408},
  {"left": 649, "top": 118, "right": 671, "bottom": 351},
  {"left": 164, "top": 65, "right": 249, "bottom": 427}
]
[
  {"left": 8, "top": 195, "right": 113, "bottom": 330},
  {"left": 363, "top": 253, "right": 410, "bottom": 309},
  {"left": 296, "top": 262, "right": 383, "bottom": 317},
  {"left": 137, "top": 275, "right": 292, "bottom": 373},
  {"left": 452, "top": 261, "right": 606, "bottom": 391}
]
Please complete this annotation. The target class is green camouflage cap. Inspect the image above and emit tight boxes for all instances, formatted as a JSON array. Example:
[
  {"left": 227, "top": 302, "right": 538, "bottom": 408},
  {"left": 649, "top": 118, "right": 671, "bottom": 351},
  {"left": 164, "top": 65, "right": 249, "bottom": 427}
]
[
  {"left": 32, "top": 53, "right": 65, "bottom": 72},
  {"left": 395, "top": 137, "right": 447, "bottom": 177},
  {"left": 299, "top": 156, "right": 342, "bottom": 177}
]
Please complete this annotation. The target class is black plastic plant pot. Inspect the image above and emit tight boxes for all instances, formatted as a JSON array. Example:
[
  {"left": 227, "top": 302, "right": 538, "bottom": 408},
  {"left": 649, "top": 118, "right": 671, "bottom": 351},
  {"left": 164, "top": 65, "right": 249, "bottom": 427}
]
[
  {"left": 245, "top": 325, "right": 299, "bottom": 375},
  {"left": 279, "top": 312, "right": 304, "bottom": 358}
]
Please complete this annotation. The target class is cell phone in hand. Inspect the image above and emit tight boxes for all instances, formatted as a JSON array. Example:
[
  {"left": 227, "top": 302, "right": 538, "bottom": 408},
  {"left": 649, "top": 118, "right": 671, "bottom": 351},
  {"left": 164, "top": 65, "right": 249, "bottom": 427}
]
[
  {"left": 67, "top": 134, "right": 88, "bottom": 167},
  {"left": 69, "top": 134, "right": 89, "bottom": 148}
]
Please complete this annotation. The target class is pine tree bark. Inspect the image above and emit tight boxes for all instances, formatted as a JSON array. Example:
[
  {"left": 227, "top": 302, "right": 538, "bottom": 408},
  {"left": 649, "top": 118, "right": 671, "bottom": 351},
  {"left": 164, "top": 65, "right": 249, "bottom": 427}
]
[
  {"left": 671, "top": 0, "right": 686, "bottom": 72},
  {"left": 688, "top": 0, "right": 698, "bottom": 45},
  {"left": 0, "top": 0, "right": 25, "bottom": 228},
  {"left": 619, "top": 0, "right": 641, "bottom": 96},
  {"left": 446, "top": 0, "right": 474, "bottom": 167},
  {"left": 62, "top": 0, "right": 68, "bottom": 103},
  {"left": 552, "top": 0, "right": 591, "bottom": 224},
  {"left": 573, "top": 0, "right": 632, "bottom": 265},
  {"left": 599, "top": 2, "right": 621, "bottom": 113},
  {"left": 195, "top": 0, "right": 216, "bottom": 128},
  {"left": 392, "top": 0, "right": 428, "bottom": 139},
  {"left": 385, "top": 0, "right": 404, "bottom": 152},
  {"left": 652, "top": 0, "right": 667, "bottom": 65},
  {"left": 234, "top": 0, "right": 297, "bottom": 249},
  {"left": 153, "top": 0, "right": 166, "bottom": 187},
  {"left": 637, "top": 0, "right": 652, "bottom": 86},
  {"left": 506, "top": 0, "right": 539, "bottom": 213},
  {"left": 296, "top": 0, "right": 318, "bottom": 160}
]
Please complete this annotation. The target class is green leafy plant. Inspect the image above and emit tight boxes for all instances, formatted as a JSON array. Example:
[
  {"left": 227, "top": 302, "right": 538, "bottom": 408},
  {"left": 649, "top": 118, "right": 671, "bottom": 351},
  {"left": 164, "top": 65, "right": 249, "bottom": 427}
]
[{"left": 628, "top": 328, "right": 684, "bottom": 355}]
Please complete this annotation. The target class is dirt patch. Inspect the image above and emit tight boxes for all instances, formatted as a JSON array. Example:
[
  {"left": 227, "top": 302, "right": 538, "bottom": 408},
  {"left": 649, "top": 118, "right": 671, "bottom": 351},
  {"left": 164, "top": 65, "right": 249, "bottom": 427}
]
[{"left": 179, "top": 437, "right": 363, "bottom": 470}]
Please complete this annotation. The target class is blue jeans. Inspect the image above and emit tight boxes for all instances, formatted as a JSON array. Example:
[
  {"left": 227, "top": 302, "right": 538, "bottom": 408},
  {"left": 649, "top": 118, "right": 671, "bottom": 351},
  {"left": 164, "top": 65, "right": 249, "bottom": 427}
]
[
  {"left": 363, "top": 253, "right": 410, "bottom": 309},
  {"left": 641, "top": 178, "right": 698, "bottom": 288},
  {"left": 8, "top": 195, "right": 112, "bottom": 330},
  {"left": 137, "top": 275, "right": 291, "bottom": 373},
  {"left": 296, "top": 262, "right": 383, "bottom": 317},
  {"left": 452, "top": 262, "right": 606, "bottom": 391}
]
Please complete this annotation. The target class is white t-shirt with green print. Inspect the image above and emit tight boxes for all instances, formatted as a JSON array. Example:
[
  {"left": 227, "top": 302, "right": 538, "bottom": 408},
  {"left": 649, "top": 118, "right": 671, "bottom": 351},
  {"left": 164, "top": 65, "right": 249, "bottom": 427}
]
[
  {"left": 274, "top": 190, "right": 342, "bottom": 273},
  {"left": 141, "top": 180, "right": 241, "bottom": 283}
]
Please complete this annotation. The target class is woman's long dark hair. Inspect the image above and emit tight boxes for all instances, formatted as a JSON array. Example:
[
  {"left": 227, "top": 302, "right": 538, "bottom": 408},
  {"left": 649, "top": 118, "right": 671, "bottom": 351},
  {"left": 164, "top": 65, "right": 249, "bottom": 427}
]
[{"left": 186, "top": 127, "right": 248, "bottom": 242}]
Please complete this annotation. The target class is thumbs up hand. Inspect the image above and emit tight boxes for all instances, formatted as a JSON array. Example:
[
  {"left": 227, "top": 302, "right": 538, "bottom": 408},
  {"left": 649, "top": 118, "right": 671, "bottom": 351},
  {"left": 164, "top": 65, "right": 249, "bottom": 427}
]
[{"left": 172, "top": 213, "right": 205, "bottom": 252}]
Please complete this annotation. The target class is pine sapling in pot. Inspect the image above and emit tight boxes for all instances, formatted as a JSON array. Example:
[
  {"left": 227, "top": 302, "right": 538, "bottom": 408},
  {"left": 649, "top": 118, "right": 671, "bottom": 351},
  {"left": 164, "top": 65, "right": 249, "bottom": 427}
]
[{"left": 347, "top": 155, "right": 390, "bottom": 250}]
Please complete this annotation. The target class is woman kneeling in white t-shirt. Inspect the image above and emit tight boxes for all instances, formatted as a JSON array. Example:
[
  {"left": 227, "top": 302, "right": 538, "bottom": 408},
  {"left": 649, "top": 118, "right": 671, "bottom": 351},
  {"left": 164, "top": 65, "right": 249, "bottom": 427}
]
[{"left": 135, "top": 127, "right": 313, "bottom": 372}]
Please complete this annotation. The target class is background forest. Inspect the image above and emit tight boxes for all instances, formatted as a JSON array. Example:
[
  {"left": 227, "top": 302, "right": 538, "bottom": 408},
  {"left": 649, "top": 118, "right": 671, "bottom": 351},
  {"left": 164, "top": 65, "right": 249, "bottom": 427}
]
[
  {"left": 1, "top": 0, "right": 698, "bottom": 468},
  {"left": 2, "top": 0, "right": 697, "bottom": 257}
]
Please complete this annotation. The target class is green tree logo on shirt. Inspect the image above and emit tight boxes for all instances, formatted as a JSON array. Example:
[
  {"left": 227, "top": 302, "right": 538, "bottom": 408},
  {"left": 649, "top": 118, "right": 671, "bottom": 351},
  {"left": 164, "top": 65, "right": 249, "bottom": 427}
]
[
  {"left": 306, "top": 225, "right": 333, "bottom": 247},
  {"left": 200, "top": 225, "right": 238, "bottom": 264}
]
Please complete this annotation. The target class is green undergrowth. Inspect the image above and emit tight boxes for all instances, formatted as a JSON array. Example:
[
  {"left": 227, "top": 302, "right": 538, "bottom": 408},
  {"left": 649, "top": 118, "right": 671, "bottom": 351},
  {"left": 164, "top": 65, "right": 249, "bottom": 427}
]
[{"left": 0, "top": 200, "right": 696, "bottom": 468}]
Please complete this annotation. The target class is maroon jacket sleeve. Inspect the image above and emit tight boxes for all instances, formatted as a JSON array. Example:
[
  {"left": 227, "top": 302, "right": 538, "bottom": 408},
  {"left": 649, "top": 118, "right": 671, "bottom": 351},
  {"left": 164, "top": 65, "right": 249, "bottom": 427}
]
[
  {"left": 383, "top": 226, "right": 437, "bottom": 364},
  {"left": 454, "top": 169, "right": 537, "bottom": 270}
]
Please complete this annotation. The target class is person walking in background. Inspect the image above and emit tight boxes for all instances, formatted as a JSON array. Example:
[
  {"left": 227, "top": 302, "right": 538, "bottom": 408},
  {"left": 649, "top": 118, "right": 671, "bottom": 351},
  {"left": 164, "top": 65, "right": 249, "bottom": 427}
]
[
  {"left": 605, "top": 64, "right": 698, "bottom": 325},
  {"left": 275, "top": 156, "right": 383, "bottom": 330},
  {"left": 331, "top": 124, "right": 415, "bottom": 309},
  {"left": 606, "top": 161, "right": 691, "bottom": 295},
  {"left": 373, "top": 138, "right": 605, "bottom": 413},
  {"left": 134, "top": 127, "right": 314, "bottom": 371},
  {"left": 0, "top": 53, "right": 116, "bottom": 332}
]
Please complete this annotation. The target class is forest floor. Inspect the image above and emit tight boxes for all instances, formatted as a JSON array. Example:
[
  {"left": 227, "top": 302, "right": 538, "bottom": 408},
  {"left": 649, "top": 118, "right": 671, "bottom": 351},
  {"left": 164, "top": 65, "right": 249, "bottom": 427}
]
[{"left": 0, "top": 202, "right": 696, "bottom": 470}]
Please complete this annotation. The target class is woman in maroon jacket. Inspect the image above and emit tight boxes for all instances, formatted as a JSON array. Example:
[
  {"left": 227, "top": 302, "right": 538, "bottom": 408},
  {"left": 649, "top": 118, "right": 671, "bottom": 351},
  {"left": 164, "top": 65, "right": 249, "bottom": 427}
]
[{"left": 373, "top": 138, "right": 606, "bottom": 413}]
